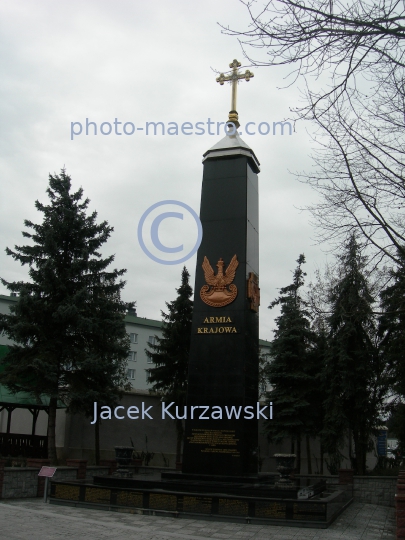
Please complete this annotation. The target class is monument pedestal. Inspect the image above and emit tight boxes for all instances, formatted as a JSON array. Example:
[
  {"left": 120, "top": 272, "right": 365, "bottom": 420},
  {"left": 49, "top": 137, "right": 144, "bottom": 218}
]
[{"left": 49, "top": 472, "right": 352, "bottom": 528}]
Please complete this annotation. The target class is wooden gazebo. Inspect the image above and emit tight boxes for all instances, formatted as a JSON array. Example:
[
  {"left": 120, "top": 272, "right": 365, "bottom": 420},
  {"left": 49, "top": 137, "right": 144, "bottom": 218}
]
[{"left": 0, "top": 345, "right": 65, "bottom": 459}]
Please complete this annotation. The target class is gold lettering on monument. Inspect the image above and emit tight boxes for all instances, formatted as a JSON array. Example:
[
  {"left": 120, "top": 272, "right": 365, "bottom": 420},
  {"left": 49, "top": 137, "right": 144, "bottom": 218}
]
[
  {"left": 116, "top": 490, "right": 143, "bottom": 507},
  {"left": 54, "top": 484, "right": 80, "bottom": 501},
  {"left": 197, "top": 326, "right": 237, "bottom": 334},
  {"left": 203, "top": 316, "right": 232, "bottom": 323},
  {"left": 255, "top": 501, "right": 286, "bottom": 518},
  {"left": 84, "top": 487, "right": 111, "bottom": 504},
  {"left": 187, "top": 429, "right": 240, "bottom": 457},
  {"left": 149, "top": 493, "right": 177, "bottom": 511},
  {"left": 218, "top": 498, "right": 249, "bottom": 516},
  {"left": 197, "top": 315, "right": 238, "bottom": 334},
  {"left": 182, "top": 495, "right": 213, "bottom": 514}
]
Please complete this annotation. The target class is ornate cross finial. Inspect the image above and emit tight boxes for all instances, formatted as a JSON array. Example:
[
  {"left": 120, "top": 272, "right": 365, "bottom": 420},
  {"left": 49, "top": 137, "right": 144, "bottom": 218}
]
[{"left": 216, "top": 59, "right": 254, "bottom": 129}]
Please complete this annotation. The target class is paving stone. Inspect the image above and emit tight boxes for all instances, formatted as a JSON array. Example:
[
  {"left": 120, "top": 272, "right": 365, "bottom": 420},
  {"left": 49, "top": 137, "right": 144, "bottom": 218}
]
[{"left": 0, "top": 499, "right": 396, "bottom": 539}]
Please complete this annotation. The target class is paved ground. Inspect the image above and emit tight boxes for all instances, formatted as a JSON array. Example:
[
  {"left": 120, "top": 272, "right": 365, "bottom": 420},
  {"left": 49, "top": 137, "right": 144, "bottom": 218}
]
[{"left": 0, "top": 498, "right": 396, "bottom": 539}]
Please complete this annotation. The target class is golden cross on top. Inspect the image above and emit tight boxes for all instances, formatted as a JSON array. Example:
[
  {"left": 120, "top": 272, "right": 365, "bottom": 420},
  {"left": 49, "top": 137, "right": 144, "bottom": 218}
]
[{"left": 216, "top": 59, "right": 254, "bottom": 129}]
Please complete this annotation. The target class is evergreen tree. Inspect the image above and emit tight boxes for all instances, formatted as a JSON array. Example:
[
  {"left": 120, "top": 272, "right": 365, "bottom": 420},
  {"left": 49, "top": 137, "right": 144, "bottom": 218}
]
[
  {"left": 306, "top": 269, "right": 341, "bottom": 474},
  {"left": 265, "top": 255, "right": 318, "bottom": 473},
  {"left": 323, "top": 235, "right": 379, "bottom": 475},
  {"left": 258, "top": 351, "right": 271, "bottom": 399},
  {"left": 379, "top": 248, "right": 405, "bottom": 400},
  {"left": 310, "top": 322, "right": 329, "bottom": 474},
  {"left": 387, "top": 403, "right": 405, "bottom": 458},
  {"left": 379, "top": 249, "right": 405, "bottom": 457},
  {"left": 0, "top": 171, "right": 131, "bottom": 463},
  {"left": 146, "top": 267, "right": 193, "bottom": 464}
]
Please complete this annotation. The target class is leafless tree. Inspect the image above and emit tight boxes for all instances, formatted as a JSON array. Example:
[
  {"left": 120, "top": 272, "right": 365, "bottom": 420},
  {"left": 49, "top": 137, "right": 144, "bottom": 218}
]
[
  {"left": 222, "top": 0, "right": 405, "bottom": 263},
  {"left": 222, "top": 0, "right": 405, "bottom": 113},
  {"left": 301, "top": 80, "right": 405, "bottom": 264}
]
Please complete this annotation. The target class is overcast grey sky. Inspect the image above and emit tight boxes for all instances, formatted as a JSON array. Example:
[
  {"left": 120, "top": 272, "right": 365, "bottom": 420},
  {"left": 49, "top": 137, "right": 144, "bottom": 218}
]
[{"left": 0, "top": 0, "right": 330, "bottom": 339}]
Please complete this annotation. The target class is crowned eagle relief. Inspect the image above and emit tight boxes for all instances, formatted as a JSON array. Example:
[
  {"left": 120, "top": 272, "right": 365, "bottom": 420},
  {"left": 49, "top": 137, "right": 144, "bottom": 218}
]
[{"left": 200, "top": 255, "right": 239, "bottom": 307}]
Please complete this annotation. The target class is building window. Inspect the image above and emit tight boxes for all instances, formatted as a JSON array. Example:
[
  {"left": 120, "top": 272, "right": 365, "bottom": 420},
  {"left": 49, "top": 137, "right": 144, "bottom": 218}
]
[
  {"left": 148, "top": 336, "right": 157, "bottom": 345},
  {"left": 128, "top": 351, "right": 137, "bottom": 362},
  {"left": 129, "top": 333, "right": 138, "bottom": 344},
  {"left": 127, "top": 368, "right": 135, "bottom": 380},
  {"left": 147, "top": 357, "right": 153, "bottom": 364}
]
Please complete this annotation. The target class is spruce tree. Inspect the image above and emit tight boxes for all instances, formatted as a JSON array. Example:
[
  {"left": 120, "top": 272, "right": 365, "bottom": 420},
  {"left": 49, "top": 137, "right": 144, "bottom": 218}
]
[
  {"left": 387, "top": 404, "right": 405, "bottom": 458},
  {"left": 310, "top": 323, "right": 329, "bottom": 474},
  {"left": 379, "top": 249, "right": 405, "bottom": 456},
  {"left": 379, "top": 248, "right": 405, "bottom": 400},
  {"left": 265, "top": 255, "right": 318, "bottom": 473},
  {"left": 323, "top": 235, "right": 379, "bottom": 475},
  {"left": 306, "top": 271, "right": 338, "bottom": 474},
  {"left": 146, "top": 267, "right": 193, "bottom": 464},
  {"left": 0, "top": 170, "right": 131, "bottom": 463}
]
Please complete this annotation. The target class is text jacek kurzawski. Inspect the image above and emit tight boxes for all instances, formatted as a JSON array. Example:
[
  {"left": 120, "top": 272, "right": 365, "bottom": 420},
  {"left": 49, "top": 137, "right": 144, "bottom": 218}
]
[{"left": 90, "top": 402, "right": 273, "bottom": 423}]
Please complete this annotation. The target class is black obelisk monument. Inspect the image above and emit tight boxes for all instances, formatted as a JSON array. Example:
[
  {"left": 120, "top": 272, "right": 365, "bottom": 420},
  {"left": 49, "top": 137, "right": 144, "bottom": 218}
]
[{"left": 182, "top": 60, "right": 260, "bottom": 477}]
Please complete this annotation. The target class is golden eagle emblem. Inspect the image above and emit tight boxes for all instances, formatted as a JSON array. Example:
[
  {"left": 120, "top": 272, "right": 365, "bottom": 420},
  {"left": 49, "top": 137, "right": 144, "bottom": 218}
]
[{"left": 200, "top": 255, "right": 239, "bottom": 307}]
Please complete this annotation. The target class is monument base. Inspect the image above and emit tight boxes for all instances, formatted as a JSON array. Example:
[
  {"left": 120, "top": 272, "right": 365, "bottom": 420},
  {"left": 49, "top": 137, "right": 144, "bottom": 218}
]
[
  {"left": 49, "top": 472, "right": 352, "bottom": 528},
  {"left": 92, "top": 472, "right": 302, "bottom": 499}
]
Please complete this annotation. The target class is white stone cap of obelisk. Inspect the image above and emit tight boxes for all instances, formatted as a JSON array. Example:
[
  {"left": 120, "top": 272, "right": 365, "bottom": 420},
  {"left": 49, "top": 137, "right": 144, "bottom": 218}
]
[{"left": 202, "top": 131, "right": 260, "bottom": 173}]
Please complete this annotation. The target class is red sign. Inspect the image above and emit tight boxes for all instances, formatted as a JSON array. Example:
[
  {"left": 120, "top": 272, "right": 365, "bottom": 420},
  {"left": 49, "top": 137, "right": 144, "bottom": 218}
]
[{"left": 38, "top": 466, "right": 57, "bottom": 477}]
